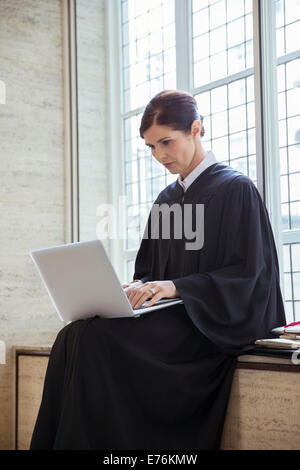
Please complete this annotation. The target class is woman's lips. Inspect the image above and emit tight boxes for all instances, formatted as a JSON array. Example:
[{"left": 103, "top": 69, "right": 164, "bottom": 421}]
[{"left": 163, "top": 162, "right": 174, "bottom": 168}]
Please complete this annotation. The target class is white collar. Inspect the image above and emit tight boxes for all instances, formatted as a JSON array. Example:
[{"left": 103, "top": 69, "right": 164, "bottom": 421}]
[{"left": 177, "top": 150, "right": 218, "bottom": 192}]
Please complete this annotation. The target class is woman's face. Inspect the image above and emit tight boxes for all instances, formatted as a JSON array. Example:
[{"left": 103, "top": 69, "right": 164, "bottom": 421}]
[{"left": 143, "top": 123, "right": 199, "bottom": 179}]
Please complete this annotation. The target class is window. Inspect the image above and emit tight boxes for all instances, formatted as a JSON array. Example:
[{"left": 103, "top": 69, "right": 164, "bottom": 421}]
[
  {"left": 107, "top": 0, "right": 300, "bottom": 320},
  {"left": 276, "top": 0, "right": 300, "bottom": 322}
]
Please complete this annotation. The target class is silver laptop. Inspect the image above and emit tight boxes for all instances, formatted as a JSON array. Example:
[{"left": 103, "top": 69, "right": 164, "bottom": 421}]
[{"left": 30, "top": 239, "right": 183, "bottom": 322}]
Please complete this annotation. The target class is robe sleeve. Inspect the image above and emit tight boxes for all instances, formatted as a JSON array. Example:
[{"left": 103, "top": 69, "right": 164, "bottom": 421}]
[{"left": 172, "top": 178, "right": 286, "bottom": 354}]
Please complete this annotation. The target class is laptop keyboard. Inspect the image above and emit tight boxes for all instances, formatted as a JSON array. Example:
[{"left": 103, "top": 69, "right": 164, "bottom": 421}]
[{"left": 133, "top": 298, "right": 180, "bottom": 310}]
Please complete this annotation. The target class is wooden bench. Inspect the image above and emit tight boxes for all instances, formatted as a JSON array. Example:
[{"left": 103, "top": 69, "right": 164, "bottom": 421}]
[{"left": 13, "top": 346, "right": 300, "bottom": 450}]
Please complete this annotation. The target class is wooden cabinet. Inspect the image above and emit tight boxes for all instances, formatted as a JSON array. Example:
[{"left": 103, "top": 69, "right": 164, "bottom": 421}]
[{"left": 14, "top": 347, "right": 300, "bottom": 450}]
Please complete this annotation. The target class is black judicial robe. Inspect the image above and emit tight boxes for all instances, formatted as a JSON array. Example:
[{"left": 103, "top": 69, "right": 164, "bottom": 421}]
[{"left": 30, "top": 162, "right": 286, "bottom": 450}]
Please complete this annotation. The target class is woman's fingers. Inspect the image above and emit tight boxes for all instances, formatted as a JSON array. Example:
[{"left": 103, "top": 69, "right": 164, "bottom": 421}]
[
  {"left": 128, "top": 286, "right": 151, "bottom": 308},
  {"left": 128, "top": 288, "right": 151, "bottom": 309},
  {"left": 125, "top": 280, "right": 176, "bottom": 308},
  {"left": 113, "top": 281, "right": 164, "bottom": 308},
  {"left": 143, "top": 291, "right": 161, "bottom": 308},
  {"left": 129, "top": 284, "right": 160, "bottom": 309}
]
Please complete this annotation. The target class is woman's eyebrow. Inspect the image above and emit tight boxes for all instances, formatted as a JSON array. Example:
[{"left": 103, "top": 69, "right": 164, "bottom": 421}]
[{"left": 145, "top": 137, "right": 170, "bottom": 146}]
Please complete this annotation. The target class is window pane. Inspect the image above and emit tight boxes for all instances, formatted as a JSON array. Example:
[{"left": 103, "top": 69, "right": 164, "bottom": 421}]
[
  {"left": 229, "top": 105, "right": 247, "bottom": 133},
  {"left": 228, "top": 44, "right": 245, "bottom": 75},
  {"left": 282, "top": 203, "right": 290, "bottom": 230},
  {"left": 277, "top": 64, "right": 286, "bottom": 92},
  {"left": 291, "top": 202, "right": 300, "bottom": 229},
  {"left": 192, "top": 0, "right": 253, "bottom": 87},
  {"left": 121, "top": 0, "right": 176, "bottom": 113},
  {"left": 286, "top": 21, "right": 300, "bottom": 54},
  {"left": 227, "top": 0, "right": 244, "bottom": 21},
  {"left": 293, "top": 272, "right": 300, "bottom": 301},
  {"left": 292, "top": 243, "right": 300, "bottom": 271},
  {"left": 284, "top": 272, "right": 293, "bottom": 300},
  {"left": 210, "top": 0, "right": 226, "bottom": 29},
  {"left": 211, "top": 51, "right": 227, "bottom": 81},
  {"left": 227, "top": 18, "right": 245, "bottom": 49},
  {"left": 211, "top": 86, "right": 227, "bottom": 113},
  {"left": 212, "top": 136, "right": 229, "bottom": 161},
  {"left": 287, "top": 116, "right": 300, "bottom": 145},
  {"left": 286, "top": 59, "right": 300, "bottom": 89},
  {"left": 193, "top": 8, "right": 209, "bottom": 36},
  {"left": 229, "top": 80, "right": 246, "bottom": 107},
  {"left": 210, "top": 26, "right": 226, "bottom": 55},
  {"left": 290, "top": 173, "right": 300, "bottom": 201},
  {"left": 230, "top": 131, "right": 247, "bottom": 158},
  {"left": 212, "top": 111, "right": 228, "bottom": 138},
  {"left": 285, "top": 0, "right": 300, "bottom": 24},
  {"left": 289, "top": 145, "right": 300, "bottom": 173}
]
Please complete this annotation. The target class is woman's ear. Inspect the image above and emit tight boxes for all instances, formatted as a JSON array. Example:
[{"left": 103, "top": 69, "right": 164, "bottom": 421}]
[{"left": 191, "top": 120, "right": 202, "bottom": 137}]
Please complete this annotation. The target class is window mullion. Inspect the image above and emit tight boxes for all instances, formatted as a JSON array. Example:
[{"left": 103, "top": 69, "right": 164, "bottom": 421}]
[
  {"left": 175, "top": 0, "right": 193, "bottom": 92},
  {"left": 282, "top": 231, "right": 300, "bottom": 245},
  {"left": 252, "top": 0, "right": 265, "bottom": 202},
  {"left": 106, "top": 0, "right": 125, "bottom": 281},
  {"left": 192, "top": 68, "right": 254, "bottom": 95},
  {"left": 255, "top": 0, "right": 284, "bottom": 290}
]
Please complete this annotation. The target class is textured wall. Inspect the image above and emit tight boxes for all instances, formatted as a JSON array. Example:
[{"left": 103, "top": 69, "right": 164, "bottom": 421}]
[
  {"left": 0, "top": 0, "right": 108, "bottom": 449},
  {"left": 0, "top": 0, "right": 65, "bottom": 450}
]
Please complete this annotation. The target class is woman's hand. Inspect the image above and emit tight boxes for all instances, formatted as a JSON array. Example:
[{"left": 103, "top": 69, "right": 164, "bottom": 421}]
[
  {"left": 122, "top": 280, "right": 144, "bottom": 304},
  {"left": 121, "top": 280, "right": 143, "bottom": 289},
  {"left": 124, "top": 280, "right": 179, "bottom": 309}
]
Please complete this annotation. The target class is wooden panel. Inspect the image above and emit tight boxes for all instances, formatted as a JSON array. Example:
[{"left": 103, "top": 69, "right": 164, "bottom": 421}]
[
  {"left": 221, "top": 368, "right": 300, "bottom": 450},
  {"left": 17, "top": 355, "right": 49, "bottom": 450}
]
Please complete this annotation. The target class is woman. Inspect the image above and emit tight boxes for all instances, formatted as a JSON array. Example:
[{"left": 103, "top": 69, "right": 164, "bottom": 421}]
[{"left": 30, "top": 90, "right": 286, "bottom": 450}]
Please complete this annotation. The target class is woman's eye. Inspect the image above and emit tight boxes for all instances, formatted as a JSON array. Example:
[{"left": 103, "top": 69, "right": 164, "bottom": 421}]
[{"left": 147, "top": 140, "right": 171, "bottom": 150}]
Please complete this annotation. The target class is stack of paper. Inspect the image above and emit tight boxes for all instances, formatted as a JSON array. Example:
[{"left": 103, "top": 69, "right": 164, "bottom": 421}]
[{"left": 255, "top": 321, "right": 300, "bottom": 349}]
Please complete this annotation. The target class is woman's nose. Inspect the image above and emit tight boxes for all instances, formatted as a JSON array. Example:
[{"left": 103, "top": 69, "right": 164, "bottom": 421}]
[{"left": 153, "top": 148, "right": 165, "bottom": 160}]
